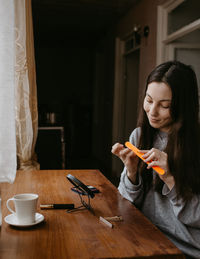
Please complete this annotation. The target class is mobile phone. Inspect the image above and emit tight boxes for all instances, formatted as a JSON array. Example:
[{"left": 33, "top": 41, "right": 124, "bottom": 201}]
[
  {"left": 86, "top": 186, "right": 100, "bottom": 193},
  {"left": 66, "top": 174, "right": 100, "bottom": 198},
  {"left": 70, "top": 185, "right": 100, "bottom": 196}
]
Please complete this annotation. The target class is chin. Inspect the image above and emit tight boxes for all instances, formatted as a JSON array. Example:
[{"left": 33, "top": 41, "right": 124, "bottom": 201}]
[{"left": 149, "top": 122, "right": 160, "bottom": 129}]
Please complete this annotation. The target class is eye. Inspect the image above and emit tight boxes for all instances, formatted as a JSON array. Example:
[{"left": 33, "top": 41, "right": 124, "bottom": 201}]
[
  {"left": 145, "top": 97, "right": 152, "bottom": 103},
  {"left": 161, "top": 104, "right": 170, "bottom": 109}
]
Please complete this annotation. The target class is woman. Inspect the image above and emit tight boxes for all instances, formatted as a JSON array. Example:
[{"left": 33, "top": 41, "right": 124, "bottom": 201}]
[{"left": 112, "top": 61, "right": 200, "bottom": 259}]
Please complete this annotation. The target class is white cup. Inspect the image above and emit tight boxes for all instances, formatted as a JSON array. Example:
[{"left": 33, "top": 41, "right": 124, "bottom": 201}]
[{"left": 6, "top": 193, "right": 38, "bottom": 224}]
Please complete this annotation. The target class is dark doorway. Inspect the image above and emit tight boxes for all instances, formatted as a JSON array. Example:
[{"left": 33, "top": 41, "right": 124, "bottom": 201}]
[{"left": 123, "top": 49, "right": 140, "bottom": 141}]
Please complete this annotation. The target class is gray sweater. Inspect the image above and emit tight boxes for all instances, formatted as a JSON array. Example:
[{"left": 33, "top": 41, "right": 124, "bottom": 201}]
[{"left": 118, "top": 128, "right": 200, "bottom": 258}]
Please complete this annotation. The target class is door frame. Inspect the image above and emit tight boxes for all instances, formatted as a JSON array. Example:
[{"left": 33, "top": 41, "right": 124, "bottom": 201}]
[
  {"left": 112, "top": 37, "right": 125, "bottom": 177},
  {"left": 112, "top": 38, "right": 125, "bottom": 147},
  {"left": 112, "top": 37, "right": 140, "bottom": 177}
]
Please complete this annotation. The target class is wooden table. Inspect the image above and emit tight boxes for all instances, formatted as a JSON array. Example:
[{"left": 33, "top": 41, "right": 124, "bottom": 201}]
[{"left": 0, "top": 170, "right": 185, "bottom": 259}]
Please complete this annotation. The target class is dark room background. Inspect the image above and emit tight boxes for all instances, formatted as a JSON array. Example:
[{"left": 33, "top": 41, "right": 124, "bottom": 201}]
[{"left": 31, "top": 0, "right": 135, "bottom": 179}]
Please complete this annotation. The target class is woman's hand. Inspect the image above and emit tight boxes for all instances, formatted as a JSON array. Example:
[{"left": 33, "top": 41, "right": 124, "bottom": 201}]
[
  {"left": 111, "top": 143, "right": 139, "bottom": 184},
  {"left": 142, "top": 148, "right": 175, "bottom": 190}
]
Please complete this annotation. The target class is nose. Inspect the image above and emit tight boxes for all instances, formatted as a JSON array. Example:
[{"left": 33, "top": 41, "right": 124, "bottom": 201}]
[{"left": 149, "top": 103, "right": 158, "bottom": 116}]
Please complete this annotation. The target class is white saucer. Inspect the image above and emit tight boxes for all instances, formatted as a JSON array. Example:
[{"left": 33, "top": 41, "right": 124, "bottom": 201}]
[{"left": 4, "top": 213, "right": 44, "bottom": 227}]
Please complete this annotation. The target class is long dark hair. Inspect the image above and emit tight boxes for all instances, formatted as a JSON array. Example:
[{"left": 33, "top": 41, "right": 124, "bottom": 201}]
[{"left": 137, "top": 61, "right": 200, "bottom": 201}]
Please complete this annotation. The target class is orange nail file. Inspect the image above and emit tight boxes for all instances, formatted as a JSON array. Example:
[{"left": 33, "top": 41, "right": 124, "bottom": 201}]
[{"left": 125, "top": 141, "right": 165, "bottom": 175}]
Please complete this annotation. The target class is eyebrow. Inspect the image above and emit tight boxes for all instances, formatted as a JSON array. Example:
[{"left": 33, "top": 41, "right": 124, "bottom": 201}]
[{"left": 146, "top": 93, "right": 171, "bottom": 102}]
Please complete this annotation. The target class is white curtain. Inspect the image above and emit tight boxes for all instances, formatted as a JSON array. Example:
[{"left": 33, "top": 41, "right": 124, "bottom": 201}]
[
  {"left": 0, "top": 0, "right": 16, "bottom": 183},
  {"left": 15, "top": 0, "right": 39, "bottom": 170},
  {"left": 0, "top": 0, "right": 16, "bottom": 226},
  {"left": 0, "top": 0, "right": 39, "bottom": 226}
]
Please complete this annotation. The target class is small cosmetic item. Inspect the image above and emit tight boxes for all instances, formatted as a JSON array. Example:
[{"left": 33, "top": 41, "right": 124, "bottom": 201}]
[
  {"left": 104, "top": 216, "right": 123, "bottom": 222},
  {"left": 40, "top": 204, "right": 74, "bottom": 209},
  {"left": 99, "top": 215, "right": 123, "bottom": 228},
  {"left": 99, "top": 216, "right": 113, "bottom": 228}
]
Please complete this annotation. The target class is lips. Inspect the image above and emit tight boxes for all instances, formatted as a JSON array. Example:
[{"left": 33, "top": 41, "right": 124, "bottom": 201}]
[{"left": 149, "top": 117, "right": 160, "bottom": 123}]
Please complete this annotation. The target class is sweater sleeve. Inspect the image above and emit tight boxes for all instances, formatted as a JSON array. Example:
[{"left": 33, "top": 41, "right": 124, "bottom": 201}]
[
  {"left": 118, "top": 128, "right": 144, "bottom": 207},
  {"left": 162, "top": 184, "right": 200, "bottom": 227},
  {"left": 118, "top": 168, "right": 144, "bottom": 207}
]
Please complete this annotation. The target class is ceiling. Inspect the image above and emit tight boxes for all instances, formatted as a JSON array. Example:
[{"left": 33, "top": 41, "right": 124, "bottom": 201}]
[{"left": 32, "top": 0, "right": 140, "bottom": 34}]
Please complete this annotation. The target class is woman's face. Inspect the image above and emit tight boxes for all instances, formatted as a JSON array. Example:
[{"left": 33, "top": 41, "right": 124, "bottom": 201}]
[{"left": 143, "top": 82, "right": 172, "bottom": 132}]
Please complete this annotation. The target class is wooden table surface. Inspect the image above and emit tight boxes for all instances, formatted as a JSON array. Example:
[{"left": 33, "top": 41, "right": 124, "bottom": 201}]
[{"left": 0, "top": 170, "right": 185, "bottom": 259}]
